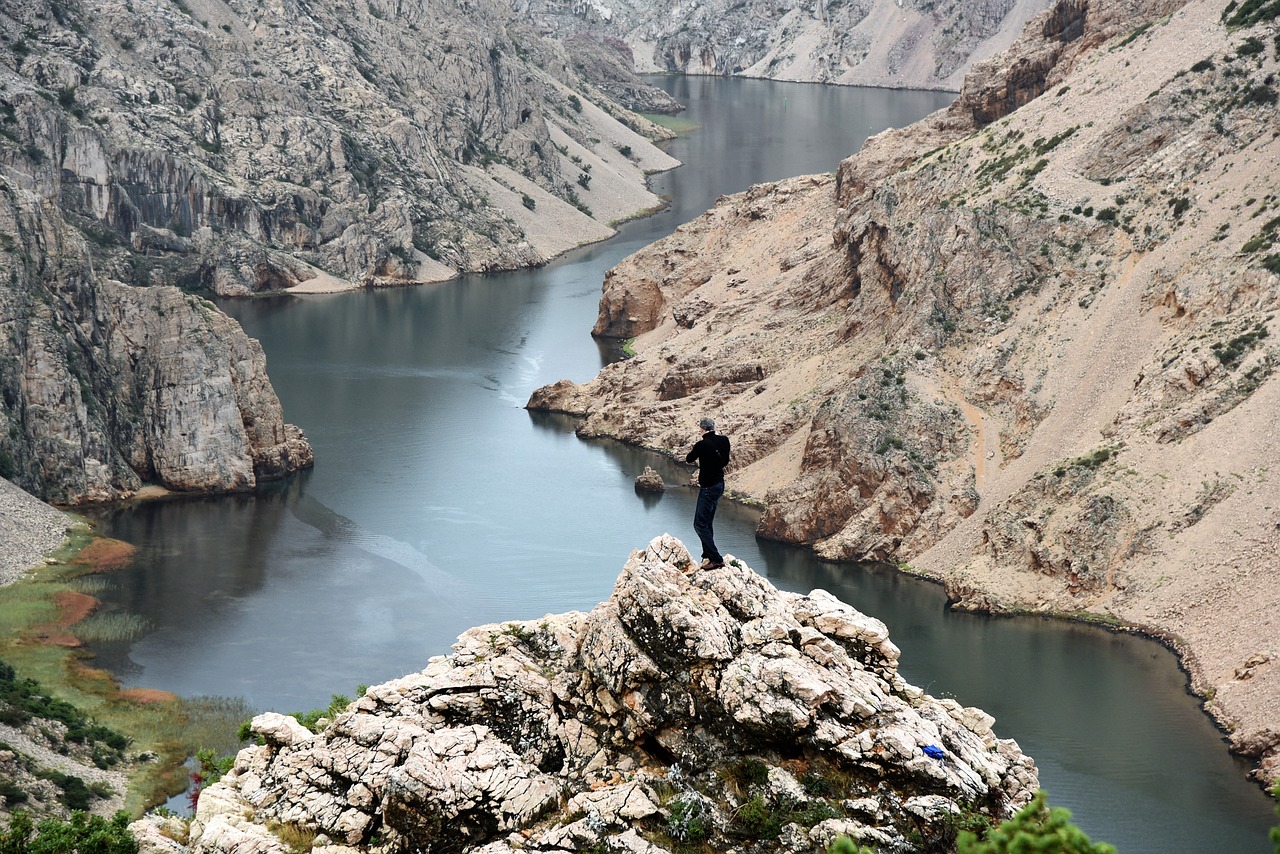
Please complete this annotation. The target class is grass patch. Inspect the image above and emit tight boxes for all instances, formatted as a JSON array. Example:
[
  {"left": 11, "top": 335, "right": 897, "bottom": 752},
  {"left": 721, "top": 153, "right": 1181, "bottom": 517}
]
[
  {"left": 0, "top": 531, "right": 253, "bottom": 813},
  {"left": 69, "top": 612, "right": 151, "bottom": 643},
  {"left": 639, "top": 113, "right": 700, "bottom": 134}
]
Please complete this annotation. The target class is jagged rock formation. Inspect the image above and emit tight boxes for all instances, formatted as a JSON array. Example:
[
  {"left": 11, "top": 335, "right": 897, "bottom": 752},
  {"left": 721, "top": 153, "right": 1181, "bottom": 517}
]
[
  {"left": 177, "top": 535, "right": 1036, "bottom": 853},
  {"left": 634, "top": 464, "right": 665, "bottom": 491},
  {"left": 519, "top": 0, "right": 1054, "bottom": 91},
  {"left": 530, "top": 0, "right": 1280, "bottom": 781},
  {"left": 0, "top": 189, "right": 312, "bottom": 503}
]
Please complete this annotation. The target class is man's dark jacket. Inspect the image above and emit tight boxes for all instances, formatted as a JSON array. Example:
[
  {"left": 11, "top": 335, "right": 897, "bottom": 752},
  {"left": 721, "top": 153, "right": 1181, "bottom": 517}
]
[{"left": 686, "top": 431, "right": 731, "bottom": 486}]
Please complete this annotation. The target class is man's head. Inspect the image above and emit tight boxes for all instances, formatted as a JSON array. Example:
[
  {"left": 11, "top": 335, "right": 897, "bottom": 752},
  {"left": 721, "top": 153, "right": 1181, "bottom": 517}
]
[{"left": 699, "top": 417, "right": 716, "bottom": 433}]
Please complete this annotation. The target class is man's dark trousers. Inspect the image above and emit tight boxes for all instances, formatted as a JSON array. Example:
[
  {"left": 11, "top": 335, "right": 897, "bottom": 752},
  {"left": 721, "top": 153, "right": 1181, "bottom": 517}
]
[{"left": 694, "top": 480, "right": 725, "bottom": 563}]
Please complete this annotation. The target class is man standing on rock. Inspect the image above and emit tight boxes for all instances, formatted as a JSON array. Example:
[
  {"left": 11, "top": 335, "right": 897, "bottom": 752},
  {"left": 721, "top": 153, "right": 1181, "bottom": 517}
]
[{"left": 686, "top": 417, "right": 731, "bottom": 569}]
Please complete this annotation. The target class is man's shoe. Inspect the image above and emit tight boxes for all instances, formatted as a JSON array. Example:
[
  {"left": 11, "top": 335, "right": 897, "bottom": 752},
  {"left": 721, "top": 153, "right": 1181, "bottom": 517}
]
[{"left": 701, "top": 559, "right": 725, "bottom": 570}]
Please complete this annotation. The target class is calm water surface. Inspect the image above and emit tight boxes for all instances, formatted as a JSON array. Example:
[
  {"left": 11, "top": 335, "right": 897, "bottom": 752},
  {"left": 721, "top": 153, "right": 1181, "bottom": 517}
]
[{"left": 86, "top": 78, "right": 1276, "bottom": 852}]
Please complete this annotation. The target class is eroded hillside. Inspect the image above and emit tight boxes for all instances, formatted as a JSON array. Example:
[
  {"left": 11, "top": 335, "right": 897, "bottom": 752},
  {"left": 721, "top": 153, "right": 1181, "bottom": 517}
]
[
  {"left": 522, "top": 0, "right": 1054, "bottom": 91},
  {"left": 530, "top": 0, "right": 1280, "bottom": 783},
  {"left": 0, "top": 0, "right": 680, "bottom": 502}
]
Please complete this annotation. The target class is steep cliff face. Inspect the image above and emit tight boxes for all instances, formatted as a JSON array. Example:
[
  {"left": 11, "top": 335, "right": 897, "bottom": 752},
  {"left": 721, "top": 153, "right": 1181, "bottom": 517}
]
[
  {"left": 520, "top": 0, "right": 1055, "bottom": 91},
  {"left": 165, "top": 535, "right": 1036, "bottom": 853},
  {"left": 0, "top": 0, "right": 681, "bottom": 502},
  {"left": 0, "top": 0, "right": 678, "bottom": 298},
  {"left": 0, "top": 186, "right": 311, "bottom": 503},
  {"left": 530, "top": 0, "right": 1280, "bottom": 781}
]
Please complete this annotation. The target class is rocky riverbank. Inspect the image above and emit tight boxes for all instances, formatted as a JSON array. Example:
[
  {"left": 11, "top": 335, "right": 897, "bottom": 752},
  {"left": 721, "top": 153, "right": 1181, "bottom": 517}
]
[
  {"left": 163, "top": 534, "right": 1036, "bottom": 854},
  {"left": 0, "top": 478, "right": 73, "bottom": 586},
  {"left": 529, "top": 0, "right": 1280, "bottom": 783}
]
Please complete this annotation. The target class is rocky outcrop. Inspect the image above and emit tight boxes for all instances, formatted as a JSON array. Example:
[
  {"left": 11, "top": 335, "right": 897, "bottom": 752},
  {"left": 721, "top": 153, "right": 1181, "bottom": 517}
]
[
  {"left": 521, "top": 0, "right": 1055, "bottom": 91},
  {"left": 0, "top": 187, "right": 312, "bottom": 504},
  {"left": 181, "top": 535, "right": 1036, "bottom": 853},
  {"left": 530, "top": 0, "right": 1280, "bottom": 782}
]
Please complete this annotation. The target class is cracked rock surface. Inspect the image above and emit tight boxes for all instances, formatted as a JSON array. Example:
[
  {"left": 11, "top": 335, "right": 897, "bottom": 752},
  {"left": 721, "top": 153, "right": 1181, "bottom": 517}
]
[{"left": 184, "top": 534, "right": 1036, "bottom": 853}]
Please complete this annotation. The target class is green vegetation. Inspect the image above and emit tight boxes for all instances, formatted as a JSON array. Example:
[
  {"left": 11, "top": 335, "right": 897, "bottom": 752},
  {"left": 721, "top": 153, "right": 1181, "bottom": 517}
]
[
  {"left": 1210, "top": 321, "right": 1269, "bottom": 368},
  {"left": 1270, "top": 783, "right": 1279, "bottom": 853},
  {"left": 0, "top": 810, "right": 138, "bottom": 854},
  {"left": 567, "top": 94, "right": 582, "bottom": 113},
  {"left": 827, "top": 839, "right": 874, "bottom": 854},
  {"left": 1116, "top": 21, "right": 1154, "bottom": 48},
  {"left": 638, "top": 113, "right": 701, "bottom": 134},
  {"left": 0, "top": 661, "right": 129, "bottom": 757},
  {"left": 1223, "top": 0, "right": 1280, "bottom": 28},
  {"left": 0, "top": 531, "right": 255, "bottom": 812},
  {"left": 957, "top": 790, "right": 1116, "bottom": 854},
  {"left": 1052, "top": 447, "right": 1116, "bottom": 477},
  {"left": 290, "top": 691, "right": 357, "bottom": 733},
  {"left": 1242, "top": 215, "right": 1280, "bottom": 254},
  {"left": 732, "top": 793, "right": 839, "bottom": 839},
  {"left": 666, "top": 794, "right": 710, "bottom": 843},
  {"left": 521, "top": 193, "right": 536, "bottom": 211}
]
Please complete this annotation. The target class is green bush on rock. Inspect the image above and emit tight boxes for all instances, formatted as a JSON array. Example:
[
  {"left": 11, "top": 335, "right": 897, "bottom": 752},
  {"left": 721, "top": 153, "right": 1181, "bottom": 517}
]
[{"left": 956, "top": 790, "right": 1116, "bottom": 854}]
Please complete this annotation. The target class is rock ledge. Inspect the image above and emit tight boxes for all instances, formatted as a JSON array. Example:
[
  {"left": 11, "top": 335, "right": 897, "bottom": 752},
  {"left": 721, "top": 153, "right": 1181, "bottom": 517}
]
[{"left": 185, "top": 535, "right": 1037, "bottom": 854}]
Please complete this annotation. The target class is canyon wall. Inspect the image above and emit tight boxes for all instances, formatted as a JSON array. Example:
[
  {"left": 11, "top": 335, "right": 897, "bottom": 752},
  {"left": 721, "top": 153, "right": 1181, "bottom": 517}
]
[
  {"left": 521, "top": 0, "right": 1055, "bottom": 91},
  {"left": 530, "top": 0, "right": 1280, "bottom": 782},
  {"left": 0, "top": 0, "right": 680, "bottom": 502}
]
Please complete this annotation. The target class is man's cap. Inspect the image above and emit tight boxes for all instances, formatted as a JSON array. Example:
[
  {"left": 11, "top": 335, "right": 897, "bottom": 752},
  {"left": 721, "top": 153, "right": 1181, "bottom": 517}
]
[{"left": 699, "top": 417, "right": 716, "bottom": 431}]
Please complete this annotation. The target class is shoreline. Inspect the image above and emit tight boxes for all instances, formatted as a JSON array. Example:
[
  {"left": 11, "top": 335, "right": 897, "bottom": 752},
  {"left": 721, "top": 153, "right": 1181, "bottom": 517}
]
[{"left": 538, "top": 423, "right": 1278, "bottom": 789}]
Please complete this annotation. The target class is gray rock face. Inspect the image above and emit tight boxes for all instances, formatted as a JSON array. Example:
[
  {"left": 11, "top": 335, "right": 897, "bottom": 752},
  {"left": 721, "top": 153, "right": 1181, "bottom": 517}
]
[
  {"left": 0, "top": 0, "right": 675, "bottom": 297},
  {"left": 0, "top": 189, "right": 312, "bottom": 504},
  {"left": 522, "top": 0, "right": 1054, "bottom": 91},
  {"left": 0, "top": 0, "right": 676, "bottom": 502},
  {"left": 187, "top": 534, "right": 1037, "bottom": 853}
]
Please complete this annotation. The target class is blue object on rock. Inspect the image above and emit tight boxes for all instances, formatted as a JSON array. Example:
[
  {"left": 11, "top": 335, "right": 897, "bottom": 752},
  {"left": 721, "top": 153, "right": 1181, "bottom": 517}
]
[{"left": 922, "top": 744, "right": 946, "bottom": 760}]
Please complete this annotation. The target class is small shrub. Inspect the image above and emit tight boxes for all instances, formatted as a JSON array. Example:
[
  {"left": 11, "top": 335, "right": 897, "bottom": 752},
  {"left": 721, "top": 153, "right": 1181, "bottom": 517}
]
[
  {"left": 616, "top": 144, "right": 632, "bottom": 157},
  {"left": 268, "top": 821, "right": 317, "bottom": 854},
  {"left": 1240, "top": 80, "right": 1279, "bottom": 106},
  {"left": 667, "top": 794, "right": 709, "bottom": 843},
  {"left": 567, "top": 94, "right": 582, "bottom": 113},
  {"left": 521, "top": 193, "right": 536, "bottom": 210},
  {"left": 1190, "top": 58, "right": 1215, "bottom": 72},
  {"left": 720, "top": 757, "right": 769, "bottom": 790},
  {"left": 1237, "top": 36, "right": 1267, "bottom": 56},
  {"left": 957, "top": 790, "right": 1116, "bottom": 853},
  {"left": 828, "top": 839, "right": 874, "bottom": 854},
  {"left": 735, "top": 793, "right": 784, "bottom": 839}
]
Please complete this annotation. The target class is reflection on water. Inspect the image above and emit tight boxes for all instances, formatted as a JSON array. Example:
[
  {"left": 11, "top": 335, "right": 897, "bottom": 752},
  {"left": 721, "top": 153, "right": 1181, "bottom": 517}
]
[{"left": 84, "top": 78, "right": 1278, "bottom": 852}]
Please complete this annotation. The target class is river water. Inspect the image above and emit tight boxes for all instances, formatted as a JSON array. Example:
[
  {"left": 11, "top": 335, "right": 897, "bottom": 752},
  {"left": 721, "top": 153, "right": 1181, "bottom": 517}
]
[{"left": 85, "top": 77, "right": 1277, "bottom": 851}]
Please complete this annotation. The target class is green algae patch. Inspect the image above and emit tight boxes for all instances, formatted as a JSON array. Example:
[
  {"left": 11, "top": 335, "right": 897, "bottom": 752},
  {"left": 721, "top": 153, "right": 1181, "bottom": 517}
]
[
  {"left": 640, "top": 113, "right": 701, "bottom": 134},
  {"left": 0, "top": 528, "right": 250, "bottom": 814}
]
